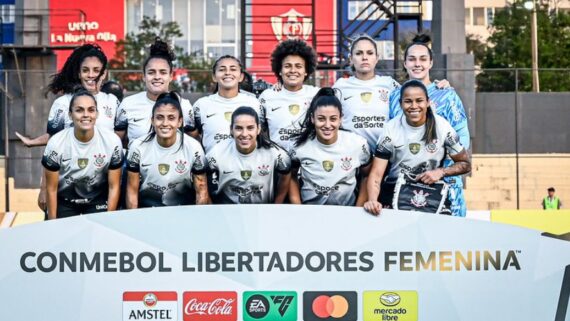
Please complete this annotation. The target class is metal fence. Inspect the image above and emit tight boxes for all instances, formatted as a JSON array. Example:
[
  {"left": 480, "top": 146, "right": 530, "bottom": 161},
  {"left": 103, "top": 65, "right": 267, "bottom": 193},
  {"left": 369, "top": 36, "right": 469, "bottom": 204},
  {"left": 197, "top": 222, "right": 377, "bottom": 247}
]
[{"left": 1, "top": 68, "right": 570, "bottom": 212}]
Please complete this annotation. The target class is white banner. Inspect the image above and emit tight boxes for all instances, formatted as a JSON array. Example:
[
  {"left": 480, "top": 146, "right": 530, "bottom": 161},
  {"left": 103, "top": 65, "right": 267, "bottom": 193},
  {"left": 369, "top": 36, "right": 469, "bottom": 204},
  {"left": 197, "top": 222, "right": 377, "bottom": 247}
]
[{"left": 0, "top": 205, "right": 569, "bottom": 321}]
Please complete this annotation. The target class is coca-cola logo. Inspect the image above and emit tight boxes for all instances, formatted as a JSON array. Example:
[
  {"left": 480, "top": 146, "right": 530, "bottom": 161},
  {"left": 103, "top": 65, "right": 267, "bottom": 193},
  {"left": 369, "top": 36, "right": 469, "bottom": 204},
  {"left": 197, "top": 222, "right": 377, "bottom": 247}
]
[{"left": 183, "top": 292, "right": 237, "bottom": 321}]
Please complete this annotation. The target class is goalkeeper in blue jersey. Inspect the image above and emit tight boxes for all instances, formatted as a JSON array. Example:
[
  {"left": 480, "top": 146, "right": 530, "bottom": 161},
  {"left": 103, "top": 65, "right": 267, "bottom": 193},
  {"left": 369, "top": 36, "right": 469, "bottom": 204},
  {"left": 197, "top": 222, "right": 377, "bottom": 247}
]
[{"left": 389, "top": 34, "right": 470, "bottom": 217}]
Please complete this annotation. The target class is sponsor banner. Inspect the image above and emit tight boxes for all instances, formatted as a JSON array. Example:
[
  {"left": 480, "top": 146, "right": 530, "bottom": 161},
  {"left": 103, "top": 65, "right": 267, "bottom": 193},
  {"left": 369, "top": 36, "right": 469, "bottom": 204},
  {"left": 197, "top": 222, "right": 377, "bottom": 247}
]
[
  {"left": 491, "top": 209, "right": 570, "bottom": 234},
  {"left": 0, "top": 205, "right": 569, "bottom": 320},
  {"left": 123, "top": 291, "right": 178, "bottom": 320}
]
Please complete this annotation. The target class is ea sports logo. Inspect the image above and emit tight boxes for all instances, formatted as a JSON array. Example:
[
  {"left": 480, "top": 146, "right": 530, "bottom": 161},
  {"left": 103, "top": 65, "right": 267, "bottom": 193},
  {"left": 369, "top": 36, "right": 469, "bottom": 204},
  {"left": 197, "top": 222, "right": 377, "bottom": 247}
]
[
  {"left": 143, "top": 293, "right": 158, "bottom": 308},
  {"left": 245, "top": 294, "right": 270, "bottom": 319},
  {"left": 312, "top": 295, "right": 349, "bottom": 318}
]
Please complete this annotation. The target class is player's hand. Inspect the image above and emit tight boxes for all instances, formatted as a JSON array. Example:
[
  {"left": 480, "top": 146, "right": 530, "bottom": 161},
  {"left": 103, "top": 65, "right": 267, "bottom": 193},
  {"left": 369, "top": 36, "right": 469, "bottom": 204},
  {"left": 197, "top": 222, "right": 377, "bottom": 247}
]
[
  {"left": 434, "top": 79, "right": 450, "bottom": 89},
  {"left": 364, "top": 200, "right": 382, "bottom": 215},
  {"left": 15, "top": 131, "right": 33, "bottom": 147},
  {"left": 37, "top": 188, "right": 47, "bottom": 212},
  {"left": 416, "top": 168, "right": 444, "bottom": 185}
]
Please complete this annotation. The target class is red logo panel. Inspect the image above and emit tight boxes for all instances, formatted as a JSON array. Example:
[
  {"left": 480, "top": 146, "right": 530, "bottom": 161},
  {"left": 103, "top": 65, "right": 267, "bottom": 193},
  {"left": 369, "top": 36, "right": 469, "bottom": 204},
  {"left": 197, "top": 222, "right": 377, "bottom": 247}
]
[{"left": 183, "top": 291, "right": 237, "bottom": 321}]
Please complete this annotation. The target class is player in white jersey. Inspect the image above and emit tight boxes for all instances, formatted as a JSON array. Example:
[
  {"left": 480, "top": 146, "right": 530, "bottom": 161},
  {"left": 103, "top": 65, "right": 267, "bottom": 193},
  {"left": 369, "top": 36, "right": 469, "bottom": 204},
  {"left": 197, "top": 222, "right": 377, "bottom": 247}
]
[
  {"left": 364, "top": 80, "right": 471, "bottom": 215},
  {"left": 194, "top": 55, "right": 262, "bottom": 153},
  {"left": 206, "top": 106, "right": 291, "bottom": 204},
  {"left": 333, "top": 35, "right": 400, "bottom": 151},
  {"left": 14, "top": 44, "right": 118, "bottom": 213},
  {"left": 126, "top": 92, "right": 209, "bottom": 208},
  {"left": 115, "top": 38, "right": 197, "bottom": 145},
  {"left": 259, "top": 39, "right": 320, "bottom": 152},
  {"left": 41, "top": 90, "right": 123, "bottom": 219},
  {"left": 289, "top": 88, "right": 371, "bottom": 206}
]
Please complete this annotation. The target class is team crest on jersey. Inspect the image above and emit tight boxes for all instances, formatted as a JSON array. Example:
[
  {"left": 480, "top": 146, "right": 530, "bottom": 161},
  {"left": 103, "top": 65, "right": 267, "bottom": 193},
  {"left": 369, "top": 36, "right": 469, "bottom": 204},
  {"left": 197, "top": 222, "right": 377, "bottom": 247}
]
[
  {"left": 258, "top": 164, "right": 270, "bottom": 176},
  {"left": 340, "top": 157, "right": 352, "bottom": 171},
  {"left": 322, "top": 160, "right": 334, "bottom": 172},
  {"left": 271, "top": 8, "right": 312, "bottom": 41},
  {"left": 175, "top": 160, "right": 188, "bottom": 173},
  {"left": 224, "top": 112, "right": 232, "bottom": 122},
  {"left": 409, "top": 143, "right": 421, "bottom": 155},
  {"left": 93, "top": 154, "right": 106, "bottom": 168},
  {"left": 411, "top": 190, "right": 429, "bottom": 207},
  {"left": 241, "top": 170, "right": 252, "bottom": 180},
  {"left": 425, "top": 139, "right": 438, "bottom": 153},
  {"left": 378, "top": 88, "right": 389, "bottom": 102},
  {"left": 289, "top": 104, "right": 300, "bottom": 115},
  {"left": 77, "top": 158, "right": 89, "bottom": 169},
  {"left": 158, "top": 164, "right": 170, "bottom": 175},
  {"left": 360, "top": 92, "right": 372, "bottom": 103}
]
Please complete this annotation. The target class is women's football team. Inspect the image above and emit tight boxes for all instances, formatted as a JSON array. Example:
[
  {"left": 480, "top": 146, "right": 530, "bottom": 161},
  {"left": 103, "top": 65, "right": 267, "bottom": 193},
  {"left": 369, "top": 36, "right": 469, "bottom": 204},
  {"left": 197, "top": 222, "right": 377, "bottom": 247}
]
[{"left": 26, "top": 34, "right": 471, "bottom": 219}]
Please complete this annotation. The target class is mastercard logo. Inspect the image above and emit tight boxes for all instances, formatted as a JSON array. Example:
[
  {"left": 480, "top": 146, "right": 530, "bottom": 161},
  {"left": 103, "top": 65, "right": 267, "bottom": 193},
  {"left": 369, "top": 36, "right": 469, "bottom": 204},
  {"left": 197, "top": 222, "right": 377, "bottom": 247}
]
[{"left": 312, "top": 295, "right": 349, "bottom": 318}]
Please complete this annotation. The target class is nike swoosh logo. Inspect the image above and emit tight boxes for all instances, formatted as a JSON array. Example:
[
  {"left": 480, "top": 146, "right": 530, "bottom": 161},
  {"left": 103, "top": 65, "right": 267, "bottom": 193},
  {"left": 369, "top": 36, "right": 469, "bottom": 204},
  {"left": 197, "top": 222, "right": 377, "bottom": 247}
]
[
  {"left": 271, "top": 107, "right": 282, "bottom": 112},
  {"left": 133, "top": 118, "right": 145, "bottom": 122},
  {"left": 62, "top": 158, "right": 71, "bottom": 162},
  {"left": 394, "top": 145, "right": 404, "bottom": 148},
  {"left": 302, "top": 161, "right": 312, "bottom": 166},
  {"left": 223, "top": 171, "right": 233, "bottom": 174},
  {"left": 141, "top": 164, "right": 151, "bottom": 167},
  {"left": 206, "top": 113, "right": 216, "bottom": 118},
  {"left": 343, "top": 96, "right": 353, "bottom": 101}
]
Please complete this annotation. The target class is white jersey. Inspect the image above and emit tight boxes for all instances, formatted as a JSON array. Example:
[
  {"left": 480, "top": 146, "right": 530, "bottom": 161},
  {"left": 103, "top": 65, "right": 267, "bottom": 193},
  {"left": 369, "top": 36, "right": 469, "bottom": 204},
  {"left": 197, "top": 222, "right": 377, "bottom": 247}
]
[
  {"left": 206, "top": 140, "right": 291, "bottom": 204},
  {"left": 194, "top": 92, "right": 263, "bottom": 153},
  {"left": 259, "top": 85, "right": 319, "bottom": 152},
  {"left": 375, "top": 114, "right": 465, "bottom": 183},
  {"left": 41, "top": 126, "right": 124, "bottom": 202},
  {"left": 333, "top": 75, "right": 400, "bottom": 150},
  {"left": 46, "top": 92, "right": 119, "bottom": 135},
  {"left": 115, "top": 91, "right": 195, "bottom": 142},
  {"left": 290, "top": 130, "right": 371, "bottom": 205},
  {"left": 126, "top": 132, "right": 206, "bottom": 207}
]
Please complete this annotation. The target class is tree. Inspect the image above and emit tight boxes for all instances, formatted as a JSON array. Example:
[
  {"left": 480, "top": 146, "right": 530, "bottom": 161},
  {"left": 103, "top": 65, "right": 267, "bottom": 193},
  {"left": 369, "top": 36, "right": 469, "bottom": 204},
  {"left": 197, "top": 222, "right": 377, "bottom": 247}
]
[
  {"left": 109, "top": 16, "right": 211, "bottom": 92},
  {"left": 476, "top": 0, "right": 570, "bottom": 91}
]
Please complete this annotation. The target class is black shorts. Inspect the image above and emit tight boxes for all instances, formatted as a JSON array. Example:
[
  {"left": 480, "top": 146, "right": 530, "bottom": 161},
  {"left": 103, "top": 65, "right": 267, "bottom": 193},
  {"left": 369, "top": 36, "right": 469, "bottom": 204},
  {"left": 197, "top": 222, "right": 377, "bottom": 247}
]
[{"left": 56, "top": 197, "right": 108, "bottom": 219}]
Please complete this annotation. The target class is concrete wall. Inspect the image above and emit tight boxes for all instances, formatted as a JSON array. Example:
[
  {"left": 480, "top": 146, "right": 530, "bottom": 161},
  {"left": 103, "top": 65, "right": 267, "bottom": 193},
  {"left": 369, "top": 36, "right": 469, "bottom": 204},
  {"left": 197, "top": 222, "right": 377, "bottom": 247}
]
[{"left": 473, "top": 92, "right": 570, "bottom": 153}]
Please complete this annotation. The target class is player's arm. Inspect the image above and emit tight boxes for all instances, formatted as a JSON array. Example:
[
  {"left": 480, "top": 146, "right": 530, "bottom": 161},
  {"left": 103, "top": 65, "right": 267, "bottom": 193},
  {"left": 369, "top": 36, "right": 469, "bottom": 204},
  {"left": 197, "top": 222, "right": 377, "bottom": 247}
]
[
  {"left": 364, "top": 158, "right": 388, "bottom": 215},
  {"left": 193, "top": 173, "right": 211, "bottom": 205},
  {"left": 44, "top": 169, "right": 59, "bottom": 219},
  {"left": 288, "top": 165, "right": 302, "bottom": 204},
  {"left": 15, "top": 132, "right": 50, "bottom": 147},
  {"left": 107, "top": 168, "right": 121, "bottom": 211},
  {"left": 356, "top": 163, "right": 371, "bottom": 207},
  {"left": 126, "top": 171, "right": 139, "bottom": 209},
  {"left": 274, "top": 172, "right": 291, "bottom": 204}
]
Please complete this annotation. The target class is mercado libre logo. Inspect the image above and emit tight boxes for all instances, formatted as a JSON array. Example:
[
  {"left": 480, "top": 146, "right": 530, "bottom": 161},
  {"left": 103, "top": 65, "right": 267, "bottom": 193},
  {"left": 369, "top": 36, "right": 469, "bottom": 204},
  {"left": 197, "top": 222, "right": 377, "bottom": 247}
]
[
  {"left": 122, "top": 291, "right": 178, "bottom": 321},
  {"left": 303, "top": 291, "right": 357, "bottom": 321},
  {"left": 363, "top": 291, "right": 418, "bottom": 321},
  {"left": 243, "top": 291, "right": 297, "bottom": 321}
]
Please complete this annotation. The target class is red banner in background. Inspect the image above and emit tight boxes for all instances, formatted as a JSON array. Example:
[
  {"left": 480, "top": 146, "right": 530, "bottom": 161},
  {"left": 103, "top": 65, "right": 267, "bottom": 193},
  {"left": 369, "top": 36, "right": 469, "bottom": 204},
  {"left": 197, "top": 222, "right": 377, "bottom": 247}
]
[
  {"left": 248, "top": 0, "right": 336, "bottom": 84},
  {"left": 49, "top": 0, "right": 125, "bottom": 71}
]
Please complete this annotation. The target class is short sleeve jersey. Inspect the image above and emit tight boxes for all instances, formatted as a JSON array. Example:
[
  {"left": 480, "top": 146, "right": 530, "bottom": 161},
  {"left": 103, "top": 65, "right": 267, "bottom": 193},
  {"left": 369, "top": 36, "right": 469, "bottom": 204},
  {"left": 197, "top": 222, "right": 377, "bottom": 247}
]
[
  {"left": 115, "top": 92, "right": 195, "bottom": 142},
  {"left": 46, "top": 92, "right": 120, "bottom": 135},
  {"left": 126, "top": 132, "right": 206, "bottom": 207},
  {"left": 206, "top": 140, "right": 291, "bottom": 204},
  {"left": 41, "top": 126, "right": 124, "bottom": 202},
  {"left": 194, "top": 93, "right": 262, "bottom": 153},
  {"left": 389, "top": 83, "right": 470, "bottom": 187},
  {"left": 333, "top": 75, "right": 401, "bottom": 150},
  {"left": 375, "top": 114, "right": 464, "bottom": 183},
  {"left": 259, "top": 85, "right": 319, "bottom": 152},
  {"left": 290, "top": 130, "right": 371, "bottom": 205}
]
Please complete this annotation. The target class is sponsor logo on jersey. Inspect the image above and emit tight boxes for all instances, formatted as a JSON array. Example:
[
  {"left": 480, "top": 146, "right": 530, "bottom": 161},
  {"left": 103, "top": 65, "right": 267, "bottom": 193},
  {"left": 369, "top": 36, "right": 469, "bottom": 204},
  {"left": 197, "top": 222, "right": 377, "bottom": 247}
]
[
  {"left": 122, "top": 291, "right": 178, "bottom": 321},
  {"left": 133, "top": 117, "right": 145, "bottom": 123},
  {"left": 362, "top": 291, "right": 418, "bottom": 321},
  {"left": 93, "top": 153, "right": 106, "bottom": 168},
  {"left": 104, "top": 105, "right": 113, "bottom": 118},
  {"left": 271, "top": 8, "right": 312, "bottom": 41},
  {"left": 51, "top": 110, "right": 64, "bottom": 128},
  {"left": 272, "top": 107, "right": 282, "bottom": 112},
  {"left": 343, "top": 96, "right": 353, "bottom": 101},
  {"left": 378, "top": 88, "right": 389, "bottom": 102},
  {"left": 175, "top": 160, "right": 188, "bottom": 174},
  {"left": 303, "top": 291, "right": 357, "bottom": 321},
  {"left": 411, "top": 190, "right": 429, "bottom": 208},
  {"left": 158, "top": 164, "right": 170, "bottom": 175},
  {"left": 322, "top": 160, "right": 334, "bottom": 172},
  {"left": 408, "top": 143, "right": 421, "bottom": 155},
  {"left": 77, "top": 158, "right": 89, "bottom": 169},
  {"left": 206, "top": 113, "right": 216, "bottom": 118},
  {"left": 194, "top": 151, "right": 204, "bottom": 170},
  {"left": 183, "top": 291, "right": 237, "bottom": 321},
  {"left": 360, "top": 92, "right": 372, "bottom": 103},
  {"left": 258, "top": 165, "right": 270, "bottom": 176},
  {"left": 288, "top": 104, "right": 300, "bottom": 115},
  {"left": 425, "top": 140, "right": 438, "bottom": 153},
  {"left": 224, "top": 112, "right": 232, "bottom": 122},
  {"left": 243, "top": 291, "right": 297, "bottom": 321},
  {"left": 241, "top": 170, "right": 252, "bottom": 181},
  {"left": 340, "top": 157, "right": 352, "bottom": 171}
]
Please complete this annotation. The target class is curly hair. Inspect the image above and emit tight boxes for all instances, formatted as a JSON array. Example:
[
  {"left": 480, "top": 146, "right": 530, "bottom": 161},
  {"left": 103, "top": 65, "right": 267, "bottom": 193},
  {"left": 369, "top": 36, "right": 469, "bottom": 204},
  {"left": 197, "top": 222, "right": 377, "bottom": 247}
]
[
  {"left": 143, "top": 37, "right": 176, "bottom": 73},
  {"left": 47, "top": 44, "right": 107, "bottom": 95},
  {"left": 270, "top": 39, "right": 317, "bottom": 84}
]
